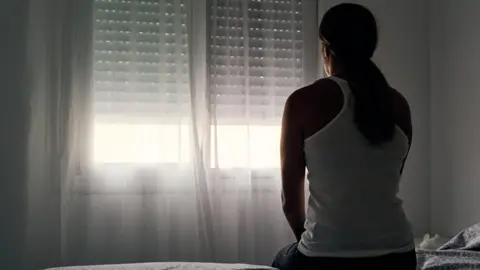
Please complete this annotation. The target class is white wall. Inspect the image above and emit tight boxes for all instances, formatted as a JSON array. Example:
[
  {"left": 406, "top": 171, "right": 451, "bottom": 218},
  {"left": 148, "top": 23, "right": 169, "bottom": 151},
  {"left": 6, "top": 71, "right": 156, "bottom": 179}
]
[
  {"left": 0, "top": 0, "right": 30, "bottom": 269},
  {"left": 430, "top": 0, "right": 480, "bottom": 236},
  {"left": 321, "top": 0, "right": 431, "bottom": 235}
]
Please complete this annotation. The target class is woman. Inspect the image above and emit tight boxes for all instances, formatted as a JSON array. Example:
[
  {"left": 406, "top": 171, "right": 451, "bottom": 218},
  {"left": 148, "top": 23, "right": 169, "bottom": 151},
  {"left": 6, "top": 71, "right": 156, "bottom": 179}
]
[{"left": 272, "top": 3, "right": 416, "bottom": 270}]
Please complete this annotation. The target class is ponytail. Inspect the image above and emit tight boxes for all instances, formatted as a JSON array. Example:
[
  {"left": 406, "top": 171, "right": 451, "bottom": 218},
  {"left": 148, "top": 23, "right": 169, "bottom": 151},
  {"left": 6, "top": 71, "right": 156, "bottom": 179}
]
[
  {"left": 319, "top": 3, "right": 395, "bottom": 145},
  {"left": 347, "top": 60, "right": 395, "bottom": 145}
]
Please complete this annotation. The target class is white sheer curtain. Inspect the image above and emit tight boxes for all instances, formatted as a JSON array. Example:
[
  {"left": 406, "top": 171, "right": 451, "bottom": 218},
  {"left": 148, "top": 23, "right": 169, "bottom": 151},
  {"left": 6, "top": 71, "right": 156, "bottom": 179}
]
[
  {"left": 24, "top": 0, "right": 95, "bottom": 268},
  {"left": 24, "top": 0, "right": 319, "bottom": 268}
]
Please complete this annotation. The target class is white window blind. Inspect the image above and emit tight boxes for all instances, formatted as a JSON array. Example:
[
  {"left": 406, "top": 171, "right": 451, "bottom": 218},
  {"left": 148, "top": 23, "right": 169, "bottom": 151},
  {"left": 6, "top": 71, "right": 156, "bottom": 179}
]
[
  {"left": 209, "top": 0, "right": 304, "bottom": 125},
  {"left": 93, "top": 0, "right": 190, "bottom": 122},
  {"left": 93, "top": 0, "right": 191, "bottom": 163},
  {"left": 91, "top": 0, "right": 317, "bottom": 165}
]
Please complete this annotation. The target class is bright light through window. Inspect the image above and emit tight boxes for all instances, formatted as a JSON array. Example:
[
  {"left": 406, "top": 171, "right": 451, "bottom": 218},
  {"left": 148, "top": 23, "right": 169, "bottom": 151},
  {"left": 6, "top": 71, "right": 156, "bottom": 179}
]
[
  {"left": 93, "top": 122, "right": 280, "bottom": 169},
  {"left": 212, "top": 125, "right": 281, "bottom": 168}
]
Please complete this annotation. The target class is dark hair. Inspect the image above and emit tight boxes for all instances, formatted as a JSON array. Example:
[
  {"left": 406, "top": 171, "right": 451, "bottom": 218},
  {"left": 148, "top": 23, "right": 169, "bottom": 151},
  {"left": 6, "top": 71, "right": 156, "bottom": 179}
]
[{"left": 319, "top": 3, "right": 395, "bottom": 145}]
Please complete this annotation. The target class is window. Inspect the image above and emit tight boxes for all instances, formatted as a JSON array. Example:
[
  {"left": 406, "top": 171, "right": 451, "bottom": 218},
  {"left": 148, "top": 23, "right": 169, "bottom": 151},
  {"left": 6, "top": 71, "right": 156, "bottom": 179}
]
[
  {"left": 92, "top": 0, "right": 312, "bottom": 168},
  {"left": 209, "top": 0, "right": 304, "bottom": 124},
  {"left": 93, "top": 0, "right": 191, "bottom": 163},
  {"left": 208, "top": 0, "right": 304, "bottom": 168}
]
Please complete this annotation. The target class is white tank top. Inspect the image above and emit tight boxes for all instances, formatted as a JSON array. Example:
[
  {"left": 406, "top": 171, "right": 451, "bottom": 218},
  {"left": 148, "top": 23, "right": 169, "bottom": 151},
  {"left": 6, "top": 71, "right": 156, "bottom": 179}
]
[{"left": 297, "top": 76, "right": 415, "bottom": 258}]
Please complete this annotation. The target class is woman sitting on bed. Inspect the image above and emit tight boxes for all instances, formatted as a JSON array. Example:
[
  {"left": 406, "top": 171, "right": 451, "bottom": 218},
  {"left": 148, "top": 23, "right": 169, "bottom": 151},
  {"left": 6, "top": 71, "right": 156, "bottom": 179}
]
[{"left": 272, "top": 3, "right": 416, "bottom": 270}]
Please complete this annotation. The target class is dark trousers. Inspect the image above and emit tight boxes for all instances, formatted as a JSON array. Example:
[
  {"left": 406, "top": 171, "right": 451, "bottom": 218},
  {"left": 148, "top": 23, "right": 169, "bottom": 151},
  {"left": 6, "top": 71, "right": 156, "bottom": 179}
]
[{"left": 272, "top": 242, "right": 417, "bottom": 270}]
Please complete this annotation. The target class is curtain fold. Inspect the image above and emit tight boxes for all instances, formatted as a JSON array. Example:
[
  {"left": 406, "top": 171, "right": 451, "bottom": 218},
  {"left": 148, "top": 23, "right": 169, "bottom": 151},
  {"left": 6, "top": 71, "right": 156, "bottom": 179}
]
[
  {"left": 187, "top": 0, "right": 217, "bottom": 261},
  {"left": 23, "top": 0, "right": 318, "bottom": 268},
  {"left": 25, "top": 0, "right": 95, "bottom": 268}
]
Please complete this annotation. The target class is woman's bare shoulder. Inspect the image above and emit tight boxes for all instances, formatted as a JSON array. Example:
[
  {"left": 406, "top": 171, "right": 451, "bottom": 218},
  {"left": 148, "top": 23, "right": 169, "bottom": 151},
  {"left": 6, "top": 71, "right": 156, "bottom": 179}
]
[
  {"left": 287, "top": 78, "right": 341, "bottom": 106},
  {"left": 285, "top": 78, "right": 344, "bottom": 138}
]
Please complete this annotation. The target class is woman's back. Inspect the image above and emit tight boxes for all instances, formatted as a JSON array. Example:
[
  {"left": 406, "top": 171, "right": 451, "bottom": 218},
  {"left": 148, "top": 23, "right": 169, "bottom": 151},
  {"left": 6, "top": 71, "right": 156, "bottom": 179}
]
[
  {"left": 294, "top": 76, "right": 414, "bottom": 257},
  {"left": 272, "top": 3, "right": 416, "bottom": 269}
]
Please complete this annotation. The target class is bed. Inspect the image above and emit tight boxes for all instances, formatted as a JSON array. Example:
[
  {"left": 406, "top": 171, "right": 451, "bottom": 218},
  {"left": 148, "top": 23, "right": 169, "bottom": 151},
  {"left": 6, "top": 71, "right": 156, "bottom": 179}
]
[
  {"left": 416, "top": 223, "right": 480, "bottom": 269},
  {"left": 44, "top": 263, "right": 276, "bottom": 270},
  {"left": 45, "top": 224, "right": 480, "bottom": 270}
]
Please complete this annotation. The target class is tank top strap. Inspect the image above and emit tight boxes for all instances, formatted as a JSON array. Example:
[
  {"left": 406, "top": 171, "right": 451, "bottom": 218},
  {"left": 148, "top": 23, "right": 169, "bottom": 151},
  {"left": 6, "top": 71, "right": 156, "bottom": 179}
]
[{"left": 328, "top": 76, "right": 352, "bottom": 100}]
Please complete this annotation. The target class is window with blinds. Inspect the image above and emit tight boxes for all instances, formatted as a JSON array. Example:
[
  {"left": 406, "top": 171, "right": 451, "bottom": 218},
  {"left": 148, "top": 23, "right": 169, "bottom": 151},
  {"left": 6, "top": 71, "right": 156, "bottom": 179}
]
[
  {"left": 209, "top": 0, "right": 304, "bottom": 125},
  {"left": 91, "top": 0, "right": 311, "bottom": 165},
  {"left": 93, "top": 0, "right": 191, "bottom": 163},
  {"left": 93, "top": 0, "right": 190, "bottom": 122}
]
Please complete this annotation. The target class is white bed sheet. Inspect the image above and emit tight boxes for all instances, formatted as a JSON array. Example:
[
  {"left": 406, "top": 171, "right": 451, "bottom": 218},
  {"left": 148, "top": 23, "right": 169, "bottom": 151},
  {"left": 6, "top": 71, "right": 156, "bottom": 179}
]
[{"left": 45, "top": 262, "right": 276, "bottom": 270}]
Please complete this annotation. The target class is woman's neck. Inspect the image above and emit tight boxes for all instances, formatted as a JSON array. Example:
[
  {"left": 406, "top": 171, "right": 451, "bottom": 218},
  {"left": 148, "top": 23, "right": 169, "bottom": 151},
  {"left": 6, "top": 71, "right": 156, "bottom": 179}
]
[
  {"left": 328, "top": 59, "right": 368, "bottom": 81},
  {"left": 327, "top": 60, "right": 349, "bottom": 79}
]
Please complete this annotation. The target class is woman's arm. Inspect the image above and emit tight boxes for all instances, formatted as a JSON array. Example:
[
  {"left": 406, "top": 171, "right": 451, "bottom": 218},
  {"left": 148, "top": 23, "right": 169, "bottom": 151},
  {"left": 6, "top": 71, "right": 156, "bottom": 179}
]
[
  {"left": 280, "top": 93, "right": 306, "bottom": 241},
  {"left": 392, "top": 89, "right": 412, "bottom": 175}
]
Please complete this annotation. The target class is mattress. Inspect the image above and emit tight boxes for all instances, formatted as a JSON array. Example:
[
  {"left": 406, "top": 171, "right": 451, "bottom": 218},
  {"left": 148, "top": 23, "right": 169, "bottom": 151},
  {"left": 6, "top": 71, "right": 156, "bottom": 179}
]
[{"left": 45, "top": 262, "right": 275, "bottom": 270}]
